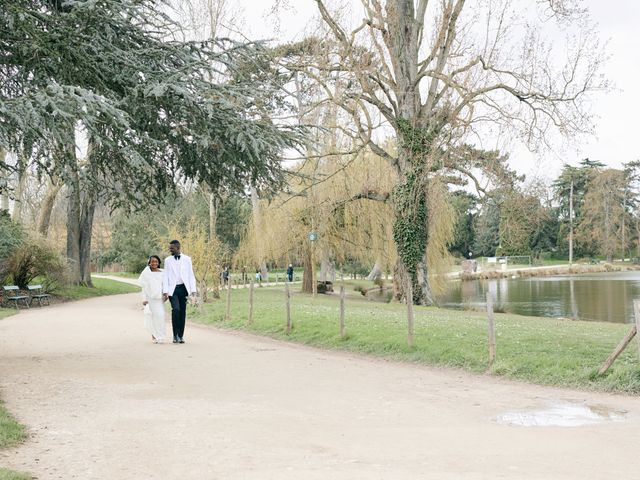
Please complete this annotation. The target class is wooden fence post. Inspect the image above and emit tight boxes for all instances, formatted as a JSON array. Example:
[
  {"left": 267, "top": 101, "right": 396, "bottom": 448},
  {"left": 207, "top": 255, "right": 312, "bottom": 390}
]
[
  {"left": 406, "top": 279, "right": 414, "bottom": 348},
  {"left": 225, "top": 278, "right": 232, "bottom": 321},
  {"left": 340, "top": 285, "right": 346, "bottom": 338},
  {"left": 285, "top": 281, "right": 292, "bottom": 333},
  {"left": 248, "top": 279, "right": 254, "bottom": 325},
  {"left": 598, "top": 326, "right": 637, "bottom": 375},
  {"left": 486, "top": 292, "right": 496, "bottom": 367}
]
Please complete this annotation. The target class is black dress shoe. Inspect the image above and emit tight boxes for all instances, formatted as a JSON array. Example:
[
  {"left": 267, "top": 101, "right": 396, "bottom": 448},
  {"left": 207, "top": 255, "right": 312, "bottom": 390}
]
[
  {"left": 173, "top": 336, "right": 179, "bottom": 343},
  {"left": 178, "top": 337, "right": 185, "bottom": 344}
]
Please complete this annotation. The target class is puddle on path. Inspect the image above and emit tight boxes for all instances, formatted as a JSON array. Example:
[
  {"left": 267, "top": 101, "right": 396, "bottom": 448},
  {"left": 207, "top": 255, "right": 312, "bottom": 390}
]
[{"left": 496, "top": 399, "right": 627, "bottom": 427}]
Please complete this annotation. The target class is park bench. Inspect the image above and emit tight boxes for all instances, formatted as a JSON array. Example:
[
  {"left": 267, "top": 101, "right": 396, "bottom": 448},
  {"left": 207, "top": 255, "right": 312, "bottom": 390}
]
[
  {"left": 28, "top": 284, "right": 51, "bottom": 307},
  {"left": 2, "top": 285, "right": 30, "bottom": 309}
]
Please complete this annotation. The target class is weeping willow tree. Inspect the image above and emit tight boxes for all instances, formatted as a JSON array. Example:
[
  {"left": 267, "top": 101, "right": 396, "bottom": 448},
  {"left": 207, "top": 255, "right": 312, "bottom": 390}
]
[
  {"left": 235, "top": 149, "right": 396, "bottom": 292},
  {"left": 164, "top": 218, "right": 222, "bottom": 302},
  {"left": 235, "top": 144, "right": 457, "bottom": 299}
]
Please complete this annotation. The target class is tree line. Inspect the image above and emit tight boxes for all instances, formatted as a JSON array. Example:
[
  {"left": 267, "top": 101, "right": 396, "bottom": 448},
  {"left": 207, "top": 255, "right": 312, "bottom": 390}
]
[
  {"left": 1, "top": 0, "right": 620, "bottom": 307},
  {"left": 452, "top": 159, "right": 640, "bottom": 263}
]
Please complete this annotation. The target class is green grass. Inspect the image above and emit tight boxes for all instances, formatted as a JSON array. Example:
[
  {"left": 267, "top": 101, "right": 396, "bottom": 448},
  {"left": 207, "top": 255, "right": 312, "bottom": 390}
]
[
  {"left": 0, "top": 402, "right": 26, "bottom": 450},
  {"left": 0, "top": 469, "right": 31, "bottom": 480},
  {"left": 191, "top": 285, "right": 640, "bottom": 394},
  {"left": 55, "top": 277, "right": 139, "bottom": 300},
  {"left": 0, "top": 309, "right": 17, "bottom": 321},
  {"left": 100, "top": 271, "right": 139, "bottom": 279}
]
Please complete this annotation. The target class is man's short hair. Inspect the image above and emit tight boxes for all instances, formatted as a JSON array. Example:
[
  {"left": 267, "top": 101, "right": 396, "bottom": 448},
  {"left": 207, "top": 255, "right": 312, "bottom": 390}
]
[{"left": 169, "top": 239, "right": 181, "bottom": 246}]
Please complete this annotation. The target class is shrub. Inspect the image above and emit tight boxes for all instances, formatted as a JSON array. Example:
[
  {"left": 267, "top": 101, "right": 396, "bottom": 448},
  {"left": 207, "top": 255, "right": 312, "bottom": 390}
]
[
  {"left": 8, "top": 236, "right": 68, "bottom": 290},
  {"left": 0, "top": 211, "right": 24, "bottom": 282},
  {"left": 354, "top": 285, "right": 367, "bottom": 296}
]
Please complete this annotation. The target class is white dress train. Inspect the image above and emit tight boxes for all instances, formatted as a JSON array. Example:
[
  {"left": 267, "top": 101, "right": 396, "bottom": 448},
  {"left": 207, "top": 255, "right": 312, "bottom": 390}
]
[{"left": 138, "top": 267, "right": 166, "bottom": 342}]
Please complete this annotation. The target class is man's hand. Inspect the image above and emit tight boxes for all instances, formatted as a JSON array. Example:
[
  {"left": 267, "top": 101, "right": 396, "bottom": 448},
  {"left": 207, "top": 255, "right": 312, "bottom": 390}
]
[
  {"left": 163, "top": 293, "right": 169, "bottom": 302},
  {"left": 142, "top": 300, "right": 148, "bottom": 306}
]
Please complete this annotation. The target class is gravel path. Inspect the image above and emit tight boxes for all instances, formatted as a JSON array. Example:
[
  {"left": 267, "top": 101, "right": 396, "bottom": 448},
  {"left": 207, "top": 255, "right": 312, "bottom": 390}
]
[{"left": 1, "top": 293, "right": 640, "bottom": 479}]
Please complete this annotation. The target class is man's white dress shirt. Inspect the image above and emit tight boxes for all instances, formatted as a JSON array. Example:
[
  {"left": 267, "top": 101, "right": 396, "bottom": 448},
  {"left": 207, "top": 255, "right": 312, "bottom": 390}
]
[{"left": 163, "top": 253, "right": 197, "bottom": 295}]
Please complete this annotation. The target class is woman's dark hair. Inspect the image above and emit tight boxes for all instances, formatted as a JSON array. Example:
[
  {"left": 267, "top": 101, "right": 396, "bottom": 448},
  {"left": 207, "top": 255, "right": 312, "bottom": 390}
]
[{"left": 148, "top": 255, "right": 162, "bottom": 267}]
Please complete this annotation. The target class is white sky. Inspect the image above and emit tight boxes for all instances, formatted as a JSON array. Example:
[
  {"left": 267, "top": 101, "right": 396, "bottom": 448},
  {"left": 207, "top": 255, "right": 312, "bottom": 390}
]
[{"left": 231, "top": 0, "right": 640, "bottom": 181}]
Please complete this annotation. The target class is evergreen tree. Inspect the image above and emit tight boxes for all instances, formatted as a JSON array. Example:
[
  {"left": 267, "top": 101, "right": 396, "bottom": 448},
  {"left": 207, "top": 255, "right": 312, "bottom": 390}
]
[{"left": 1, "top": 0, "right": 299, "bottom": 284}]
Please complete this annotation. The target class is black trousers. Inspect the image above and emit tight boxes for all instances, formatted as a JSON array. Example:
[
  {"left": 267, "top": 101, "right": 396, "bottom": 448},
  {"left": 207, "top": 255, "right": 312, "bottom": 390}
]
[{"left": 170, "top": 284, "right": 188, "bottom": 338}]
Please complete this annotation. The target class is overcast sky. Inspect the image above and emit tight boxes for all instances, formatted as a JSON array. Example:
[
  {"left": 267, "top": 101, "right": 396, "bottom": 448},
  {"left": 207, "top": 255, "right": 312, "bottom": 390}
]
[{"left": 232, "top": 1, "right": 639, "bottom": 181}]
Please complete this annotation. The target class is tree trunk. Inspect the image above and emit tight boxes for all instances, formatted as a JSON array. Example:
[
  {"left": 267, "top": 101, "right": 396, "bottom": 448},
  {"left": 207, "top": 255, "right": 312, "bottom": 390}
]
[
  {"left": 66, "top": 163, "right": 82, "bottom": 284},
  {"left": 367, "top": 260, "right": 383, "bottom": 282},
  {"left": 0, "top": 148, "right": 8, "bottom": 212},
  {"left": 250, "top": 187, "right": 268, "bottom": 281},
  {"left": 208, "top": 192, "right": 218, "bottom": 241},
  {"left": 79, "top": 194, "right": 96, "bottom": 285},
  {"left": 37, "top": 178, "right": 62, "bottom": 236},
  {"left": 302, "top": 245, "right": 313, "bottom": 293},
  {"left": 65, "top": 141, "right": 96, "bottom": 287},
  {"left": 604, "top": 196, "right": 612, "bottom": 263},
  {"left": 393, "top": 256, "right": 434, "bottom": 305},
  {"left": 11, "top": 153, "right": 28, "bottom": 222},
  {"left": 391, "top": 145, "right": 434, "bottom": 305},
  {"left": 319, "top": 251, "right": 336, "bottom": 282}
]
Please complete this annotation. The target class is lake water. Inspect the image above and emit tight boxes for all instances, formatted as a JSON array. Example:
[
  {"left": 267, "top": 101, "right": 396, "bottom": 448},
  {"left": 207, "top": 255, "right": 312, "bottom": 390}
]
[{"left": 438, "top": 271, "right": 640, "bottom": 323}]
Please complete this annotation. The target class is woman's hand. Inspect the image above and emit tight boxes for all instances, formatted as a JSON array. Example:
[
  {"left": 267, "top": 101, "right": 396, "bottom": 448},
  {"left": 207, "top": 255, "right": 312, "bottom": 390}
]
[{"left": 142, "top": 300, "right": 148, "bottom": 306}]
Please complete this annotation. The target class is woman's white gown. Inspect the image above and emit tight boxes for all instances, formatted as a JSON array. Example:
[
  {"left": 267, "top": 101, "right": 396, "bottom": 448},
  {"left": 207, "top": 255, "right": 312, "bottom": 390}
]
[{"left": 138, "top": 266, "right": 166, "bottom": 342}]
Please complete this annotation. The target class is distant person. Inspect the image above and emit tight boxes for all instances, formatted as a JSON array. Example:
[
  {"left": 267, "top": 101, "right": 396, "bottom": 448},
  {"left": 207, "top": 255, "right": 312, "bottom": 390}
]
[
  {"left": 287, "top": 264, "right": 294, "bottom": 282},
  {"left": 222, "top": 266, "right": 230, "bottom": 286},
  {"left": 241, "top": 266, "right": 247, "bottom": 283},
  {"left": 138, "top": 255, "right": 166, "bottom": 344},
  {"left": 255, "top": 268, "right": 262, "bottom": 285},
  {"left": 163, "top": 240, "right": 197, "bottom": 344}
]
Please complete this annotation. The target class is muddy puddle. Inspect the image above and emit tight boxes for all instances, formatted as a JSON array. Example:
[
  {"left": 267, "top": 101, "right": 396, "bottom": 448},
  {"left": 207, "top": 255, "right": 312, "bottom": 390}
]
[{"left": 496, "top": 399, "right": 627, "bottom": 427}]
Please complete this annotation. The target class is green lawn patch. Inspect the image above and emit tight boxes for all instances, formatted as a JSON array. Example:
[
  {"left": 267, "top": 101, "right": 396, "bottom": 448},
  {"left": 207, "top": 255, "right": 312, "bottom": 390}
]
[
  {"left": 101, "top": 272, "right": 139, "bottom": 279},
  {"left": 0, "top": 468, "right": 32, "bottom": 480},
  {"left": 0, "top": 309, "right": 17, "bottom": 321},
  {"left": 0, "top": 402, "right": 26, "bottom": 449},
  {"left": 191, "top": 285, "right": 640, "bottom": 394},
  {"left": 55, "top": 277, "right": 139, "bottom": 301}
]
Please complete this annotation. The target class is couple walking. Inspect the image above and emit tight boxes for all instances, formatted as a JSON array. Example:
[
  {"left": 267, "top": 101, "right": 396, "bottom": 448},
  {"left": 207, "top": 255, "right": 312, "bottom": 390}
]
[{"left": 137, "top": 240, "right": 197, "bottom": 344}]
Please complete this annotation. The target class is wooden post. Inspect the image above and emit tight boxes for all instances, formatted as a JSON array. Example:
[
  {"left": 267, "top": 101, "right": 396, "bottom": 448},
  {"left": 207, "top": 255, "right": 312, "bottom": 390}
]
[
  {"left": 285, "top": 281, "right": 292, "bottom": 333},
  {"left": 225, "top": 278, "right": 232, "bottom": 321},
  {"left": 598, "top": 326, "right": 637, "bottom": 375},
  {"left": 634, "top": 300, "right": 640, "bottom": 360},
  {"left": 406, "top": 279, "right": 414, "bottom": 348},
  {"left": 339, "top": 285, "right": 346, "bottom": 338},
  {"left": 486, "top": 292, "right": 496, "bottom": 366},
  {"left": 248, "top": 279, "right": 254, "bottom": 325}
]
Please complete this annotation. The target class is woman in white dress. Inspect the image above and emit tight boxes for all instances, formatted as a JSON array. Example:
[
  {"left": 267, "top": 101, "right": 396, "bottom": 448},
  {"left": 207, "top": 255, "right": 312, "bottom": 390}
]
[{"left": 138, "top": 255, "right": 166, "bottom": 343}]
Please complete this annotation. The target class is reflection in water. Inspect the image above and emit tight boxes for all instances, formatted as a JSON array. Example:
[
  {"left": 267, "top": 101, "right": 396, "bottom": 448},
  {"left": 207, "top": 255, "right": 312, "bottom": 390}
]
[
  {"left": 496, "top": 399, "right": 626, "bottom": 427},
  {"left": 569, "top": 279, "right": 578, "bottom": 320},
  {"left": 439, "top": 271, "right": 640, "bottom": 323}
]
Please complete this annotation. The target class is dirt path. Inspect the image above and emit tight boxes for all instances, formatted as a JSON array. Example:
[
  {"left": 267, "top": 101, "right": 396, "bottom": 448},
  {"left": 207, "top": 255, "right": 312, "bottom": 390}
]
[{"left": 1, "top": 293, "right": 640, "bottom": 479}]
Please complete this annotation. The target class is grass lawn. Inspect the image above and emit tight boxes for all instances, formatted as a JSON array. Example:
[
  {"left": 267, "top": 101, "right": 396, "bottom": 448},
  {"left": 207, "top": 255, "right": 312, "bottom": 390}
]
[
  {"left": 0, "top": 469, "right": 31, "bottom": 480},
  {"left": 0, "top": 402, "right": 25, "bottom": 449},
  {"left": 191, "top": 284, "right": 640, "bottom": 394},
  {"left": 100, "top": 271, "right": 139, "bottom": 279},
  {"left": 0, "top": 310, "right": 16, "bottom": 321},
  {"left": 0, "top": 401, "right": 31, "bottom": 480},
  {"left": 55, "top": 277, "right": 139, "bottom": 301}
]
